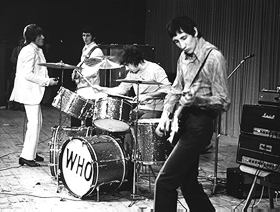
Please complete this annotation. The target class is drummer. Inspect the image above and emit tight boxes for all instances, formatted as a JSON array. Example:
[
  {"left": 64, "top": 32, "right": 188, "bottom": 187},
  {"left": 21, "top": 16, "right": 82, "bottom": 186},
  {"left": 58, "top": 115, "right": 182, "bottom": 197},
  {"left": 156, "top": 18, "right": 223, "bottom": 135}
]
[
  {"left": 71, "top": 26, "right": 107, "bottom": 126},
  {"left": 94, "top": 44, "right": 171, "bottom": 119}
]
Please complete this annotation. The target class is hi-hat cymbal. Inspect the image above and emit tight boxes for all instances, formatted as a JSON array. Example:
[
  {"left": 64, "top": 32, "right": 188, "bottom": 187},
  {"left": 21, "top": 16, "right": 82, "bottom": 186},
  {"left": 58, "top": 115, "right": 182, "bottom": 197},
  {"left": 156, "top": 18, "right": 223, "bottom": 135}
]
[
  {"left": 116, "top": 79, "right": 162, "bottom": 85},
  {"left": 38, "top": 62, "right": 80, "bottom": 70}
]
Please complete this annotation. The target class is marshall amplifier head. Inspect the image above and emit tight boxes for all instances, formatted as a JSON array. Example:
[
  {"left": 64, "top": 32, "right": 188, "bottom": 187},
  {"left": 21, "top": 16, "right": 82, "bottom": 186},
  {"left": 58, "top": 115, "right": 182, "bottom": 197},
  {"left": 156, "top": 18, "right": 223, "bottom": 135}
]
[
  {"left": 258, "top": 89, "right": 280, "bottom": 106},
  {"left": 240, "top": 104, "right": 280, "bottom": 137}
]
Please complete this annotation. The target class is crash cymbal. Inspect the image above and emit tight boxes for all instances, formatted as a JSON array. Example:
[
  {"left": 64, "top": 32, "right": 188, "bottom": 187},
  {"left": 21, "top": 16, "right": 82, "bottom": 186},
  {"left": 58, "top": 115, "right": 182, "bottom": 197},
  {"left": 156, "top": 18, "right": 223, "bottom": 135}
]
[
  {"left": 116, "top": 79, "right": 163, "bottom": 85},
  {"left": 38, "top": 62, "right": 80, "bottom": 69},
  {"left": 98, "top": 59, "right": 123, "bottom": 69}
]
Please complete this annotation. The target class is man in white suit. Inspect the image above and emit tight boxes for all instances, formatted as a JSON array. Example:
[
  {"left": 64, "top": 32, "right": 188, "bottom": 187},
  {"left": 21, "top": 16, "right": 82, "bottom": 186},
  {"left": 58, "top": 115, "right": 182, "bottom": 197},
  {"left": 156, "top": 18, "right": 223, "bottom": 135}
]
[{"left": 10, "top": 24, "right": 58, "bottom": 167}]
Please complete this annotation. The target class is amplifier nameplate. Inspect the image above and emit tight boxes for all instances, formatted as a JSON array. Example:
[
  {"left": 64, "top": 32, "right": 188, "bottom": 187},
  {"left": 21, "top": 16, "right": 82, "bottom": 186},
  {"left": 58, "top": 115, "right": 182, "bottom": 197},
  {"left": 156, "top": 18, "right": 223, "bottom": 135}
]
[{"left": 237, "top": 133, "right": 280, "bottom": 173}]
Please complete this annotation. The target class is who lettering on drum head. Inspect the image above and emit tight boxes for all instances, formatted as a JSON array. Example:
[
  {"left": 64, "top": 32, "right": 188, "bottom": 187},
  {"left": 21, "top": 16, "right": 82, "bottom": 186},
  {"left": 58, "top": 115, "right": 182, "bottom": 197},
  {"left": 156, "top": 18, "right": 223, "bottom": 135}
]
[{"left": 59, "top": 135, "right": 127, "bottom": 199}]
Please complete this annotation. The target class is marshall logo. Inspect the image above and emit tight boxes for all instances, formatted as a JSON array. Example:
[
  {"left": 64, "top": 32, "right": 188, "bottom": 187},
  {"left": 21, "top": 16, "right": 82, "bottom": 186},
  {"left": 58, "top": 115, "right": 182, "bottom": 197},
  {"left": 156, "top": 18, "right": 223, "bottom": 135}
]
[{"left": 262, "top": 113, "right": 275, "bottom": 120}]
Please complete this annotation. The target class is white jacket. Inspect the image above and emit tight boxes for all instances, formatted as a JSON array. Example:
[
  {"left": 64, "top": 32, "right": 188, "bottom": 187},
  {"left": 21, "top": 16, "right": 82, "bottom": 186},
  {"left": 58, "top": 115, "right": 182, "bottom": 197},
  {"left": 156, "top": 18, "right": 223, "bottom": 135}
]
[{"left": 10, "top": 42, "right": 50, "bottom": 105}]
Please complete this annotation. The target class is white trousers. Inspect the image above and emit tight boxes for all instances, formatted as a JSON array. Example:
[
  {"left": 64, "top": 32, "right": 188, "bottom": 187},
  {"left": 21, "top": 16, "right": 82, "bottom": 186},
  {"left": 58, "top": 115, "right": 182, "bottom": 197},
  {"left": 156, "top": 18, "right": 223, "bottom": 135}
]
[{"left": 20, "top": 104, "right": 42, "bottom": 160}]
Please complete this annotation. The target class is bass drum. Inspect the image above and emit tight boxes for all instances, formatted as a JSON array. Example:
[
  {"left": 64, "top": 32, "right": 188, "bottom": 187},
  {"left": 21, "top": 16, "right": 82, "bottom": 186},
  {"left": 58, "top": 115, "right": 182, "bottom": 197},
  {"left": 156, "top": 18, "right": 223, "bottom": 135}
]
[
  {"left": 49, "top": 126, "right": 94, "bottom": 177},
  {"left": 59, "top": 135, "right": 126, "bottom": 198}
]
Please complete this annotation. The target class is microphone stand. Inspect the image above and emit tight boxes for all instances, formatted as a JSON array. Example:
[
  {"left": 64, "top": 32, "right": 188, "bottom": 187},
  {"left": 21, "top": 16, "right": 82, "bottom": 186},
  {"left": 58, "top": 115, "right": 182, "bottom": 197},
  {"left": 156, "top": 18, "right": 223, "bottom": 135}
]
[
  {"left": 227, "top": 56, "right": 251, "bottom": 79},
  {"left": 211, "top": 54, "right": 254, "bottom": 194}
]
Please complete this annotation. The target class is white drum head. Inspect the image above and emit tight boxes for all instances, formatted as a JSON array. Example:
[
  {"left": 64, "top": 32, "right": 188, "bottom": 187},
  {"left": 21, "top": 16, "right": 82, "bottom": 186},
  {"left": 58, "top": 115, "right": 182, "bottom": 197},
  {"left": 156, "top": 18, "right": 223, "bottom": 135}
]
[
  {"left": 60, "top": 138, "right": 96, "bottom": 197},
  {"left": 138, "top": 118, "right": 161, "bottom": 124},
  {"left": 93, "top": 119, "right": 130, "bottom": 132}
]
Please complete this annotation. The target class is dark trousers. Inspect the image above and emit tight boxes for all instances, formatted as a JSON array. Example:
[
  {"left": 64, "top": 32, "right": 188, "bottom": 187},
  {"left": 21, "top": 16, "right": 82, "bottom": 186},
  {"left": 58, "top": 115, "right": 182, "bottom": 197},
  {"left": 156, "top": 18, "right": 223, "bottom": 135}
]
[{"left": 154, "top": 107, "right": 216, "bottom": 212}]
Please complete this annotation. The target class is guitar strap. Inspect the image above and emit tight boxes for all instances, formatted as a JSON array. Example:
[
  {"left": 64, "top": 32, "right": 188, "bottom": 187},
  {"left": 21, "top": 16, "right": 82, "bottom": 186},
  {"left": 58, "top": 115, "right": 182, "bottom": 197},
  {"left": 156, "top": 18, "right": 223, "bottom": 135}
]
[
  {"left": 78, "top": 45, "right": 99, "bottom": 67},
  {"left": 73, "top": 45, "right": 99, "bottom": 88},
  {"left": 170, "top": 48, "right": 215, "bottom": 146},
  {"left": 189, "top": 48, "right": 215, "bottom": 88}
]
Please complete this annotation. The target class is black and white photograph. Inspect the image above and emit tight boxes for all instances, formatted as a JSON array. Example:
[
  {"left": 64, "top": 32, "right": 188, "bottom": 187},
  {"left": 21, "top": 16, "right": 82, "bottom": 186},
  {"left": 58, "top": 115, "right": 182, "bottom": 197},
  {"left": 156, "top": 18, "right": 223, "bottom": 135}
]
[{"left": 0, "top": 0, "right": 280, "bottom": 211}]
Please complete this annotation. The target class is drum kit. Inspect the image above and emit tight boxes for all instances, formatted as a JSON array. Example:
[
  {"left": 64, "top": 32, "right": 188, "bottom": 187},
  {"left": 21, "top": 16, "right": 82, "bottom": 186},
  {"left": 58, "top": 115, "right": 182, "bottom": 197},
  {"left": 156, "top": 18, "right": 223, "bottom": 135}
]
[{"left": 39, "top": 57, "right": 171, "bottom": 201}]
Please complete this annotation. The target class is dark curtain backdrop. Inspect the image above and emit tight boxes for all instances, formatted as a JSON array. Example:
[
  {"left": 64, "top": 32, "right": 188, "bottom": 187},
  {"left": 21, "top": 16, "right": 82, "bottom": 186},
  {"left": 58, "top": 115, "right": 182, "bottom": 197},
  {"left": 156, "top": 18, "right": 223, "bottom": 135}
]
[
  {"left": 145, "top": 0, "right": 280, "bottom": 137},
  {"left": 0, "top": 0, "right": 146, "bottom": 105}
]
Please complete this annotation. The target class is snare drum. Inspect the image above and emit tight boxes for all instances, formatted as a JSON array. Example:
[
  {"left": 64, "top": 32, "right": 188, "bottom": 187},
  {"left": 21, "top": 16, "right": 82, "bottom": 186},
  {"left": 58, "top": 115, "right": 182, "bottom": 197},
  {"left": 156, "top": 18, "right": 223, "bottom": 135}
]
[
  {"left": 52, "top": 87, "right": 94, "bottom": 120},
  {"left": 49, "top": 126, "right": 94, "bottom": 177},
  {"left": 59, "top": 135, "right": 126, "bottom": 198},
  {"left": 137, "top": 119, "right": 171, "bottom": 163},
  {"left": 92, "top": 97, "right": 132, "bottom": 132}
]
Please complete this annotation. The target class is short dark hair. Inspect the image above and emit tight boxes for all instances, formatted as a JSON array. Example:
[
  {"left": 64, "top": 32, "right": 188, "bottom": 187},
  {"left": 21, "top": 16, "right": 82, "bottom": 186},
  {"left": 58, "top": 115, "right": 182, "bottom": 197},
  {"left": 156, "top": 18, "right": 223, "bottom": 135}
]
[
  {"left": 166, "top": 16, "right": 202, "bottom": 38},
  {"left": 23, "top": 24, "right": 44, "bottom": 44},
  {"left": 81, "top": 25, "right": 94, "bottom": 35},
  {"left": 120, "top": 45, "right": 144, "bottom": 66}
]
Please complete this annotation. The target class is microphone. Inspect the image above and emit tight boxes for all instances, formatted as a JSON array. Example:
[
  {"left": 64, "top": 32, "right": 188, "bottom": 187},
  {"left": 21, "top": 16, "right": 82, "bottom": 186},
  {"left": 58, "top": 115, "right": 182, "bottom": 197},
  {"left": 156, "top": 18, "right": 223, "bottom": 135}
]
[{"left": 244, "top": 54, "right": 255, "bottom": 60}]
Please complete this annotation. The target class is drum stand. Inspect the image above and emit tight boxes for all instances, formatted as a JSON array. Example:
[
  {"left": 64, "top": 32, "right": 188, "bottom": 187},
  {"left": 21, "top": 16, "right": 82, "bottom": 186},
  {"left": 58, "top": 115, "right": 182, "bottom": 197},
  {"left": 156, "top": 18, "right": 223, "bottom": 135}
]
[
  {"left": 211, "top": 113, "right": 221, "bottom": 194},
  {"left": 131, "top": 82, "right": 141, "bottom": 199}
]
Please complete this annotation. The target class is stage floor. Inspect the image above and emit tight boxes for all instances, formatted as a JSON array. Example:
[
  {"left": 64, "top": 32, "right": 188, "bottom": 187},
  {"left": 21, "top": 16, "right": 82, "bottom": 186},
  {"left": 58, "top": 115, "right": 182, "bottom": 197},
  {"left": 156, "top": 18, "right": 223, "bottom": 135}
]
[{"left": 0, "top": 105, "right": 279, "bottom": 211}]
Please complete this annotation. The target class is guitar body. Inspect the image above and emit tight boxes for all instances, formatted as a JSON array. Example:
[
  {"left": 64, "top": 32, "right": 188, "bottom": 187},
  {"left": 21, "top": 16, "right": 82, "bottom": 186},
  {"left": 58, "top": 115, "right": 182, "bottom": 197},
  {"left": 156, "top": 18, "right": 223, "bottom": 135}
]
[{"left": 168, "top": 105, "right": 189, "bottom": 146}]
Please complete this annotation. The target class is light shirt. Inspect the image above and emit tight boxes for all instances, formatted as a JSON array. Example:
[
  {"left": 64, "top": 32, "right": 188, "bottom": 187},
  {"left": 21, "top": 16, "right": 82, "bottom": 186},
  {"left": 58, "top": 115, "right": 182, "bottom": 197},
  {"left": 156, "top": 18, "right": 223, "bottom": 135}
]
[
  {"left": 77, "top": 42, "right": 102, "bottom": 89},
  {"left": 164, "top": 38, "right": 230, "bottom": 114},
  {"left": 76, "top": 42, "right": 105, "bottom": 99},
  {"left": 111, "top": 60, "right": 171, "bottom": 111}
]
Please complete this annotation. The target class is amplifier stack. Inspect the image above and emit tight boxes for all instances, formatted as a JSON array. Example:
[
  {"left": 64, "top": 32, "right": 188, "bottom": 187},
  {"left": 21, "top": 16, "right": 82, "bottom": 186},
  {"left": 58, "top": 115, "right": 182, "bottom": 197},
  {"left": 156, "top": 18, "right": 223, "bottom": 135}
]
[{"left": 236, "top": 104, "right": 280, "bottom": 173}]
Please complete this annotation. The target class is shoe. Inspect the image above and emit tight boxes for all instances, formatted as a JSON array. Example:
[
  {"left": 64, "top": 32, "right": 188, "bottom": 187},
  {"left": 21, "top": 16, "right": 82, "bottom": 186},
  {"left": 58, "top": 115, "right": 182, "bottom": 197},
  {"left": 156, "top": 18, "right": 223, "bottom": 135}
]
[
  {"left": 19, "top": 157, "right": 40, "bottom": 167},
  {"left": 35, "top": 154, "right": 44, "bottom": 162}
]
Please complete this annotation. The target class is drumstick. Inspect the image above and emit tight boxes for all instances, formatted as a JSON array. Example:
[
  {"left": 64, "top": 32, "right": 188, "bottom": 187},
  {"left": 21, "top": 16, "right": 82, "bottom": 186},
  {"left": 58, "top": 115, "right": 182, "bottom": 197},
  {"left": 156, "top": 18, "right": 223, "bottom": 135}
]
[
  {"left": 106, "top": 93, "right": 134, "bottom": 101},
  {"left": 75, "top": 69, "right": 100, "bottom": 91}
]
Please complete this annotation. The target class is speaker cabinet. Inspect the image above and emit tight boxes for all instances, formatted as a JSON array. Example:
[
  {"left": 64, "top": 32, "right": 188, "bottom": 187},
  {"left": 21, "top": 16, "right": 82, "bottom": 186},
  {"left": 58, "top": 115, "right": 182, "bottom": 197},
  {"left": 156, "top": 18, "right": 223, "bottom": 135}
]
[
  {"left": 237, "top": 104, "right": 280, "bottom": 173},
  {"left": 240, "top": 104, "right": 280, "bottom": 136}
]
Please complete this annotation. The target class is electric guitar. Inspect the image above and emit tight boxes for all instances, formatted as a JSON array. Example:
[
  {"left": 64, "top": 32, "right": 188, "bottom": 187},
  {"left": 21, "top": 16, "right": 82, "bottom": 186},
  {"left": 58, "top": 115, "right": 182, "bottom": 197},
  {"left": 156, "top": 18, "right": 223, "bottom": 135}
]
[{"left": 167, "top": 48, "right": 215, "bottom": 145}]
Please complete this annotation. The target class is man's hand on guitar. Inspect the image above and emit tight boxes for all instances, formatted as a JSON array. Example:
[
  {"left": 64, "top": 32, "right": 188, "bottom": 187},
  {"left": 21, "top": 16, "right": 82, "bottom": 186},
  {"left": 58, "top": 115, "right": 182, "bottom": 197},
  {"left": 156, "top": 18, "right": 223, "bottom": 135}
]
[
  {"left": 179, "top": 92, "right": 194, "bottom": 106},
  {"left": 155, "top": 112, "right": 171, "bottom": 137},
  {"left": 71, "top": 69, "right": 80, "bottom": 81}
]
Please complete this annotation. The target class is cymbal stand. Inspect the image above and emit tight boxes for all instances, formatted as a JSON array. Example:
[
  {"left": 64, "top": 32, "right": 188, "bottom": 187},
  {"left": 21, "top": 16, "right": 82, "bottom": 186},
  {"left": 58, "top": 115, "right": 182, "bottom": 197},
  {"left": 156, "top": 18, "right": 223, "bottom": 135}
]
[
  {"left": 56, "top": 61, "right": 66, "bottom": 191},
  {"left": 130, "top": 82, "right": 147, "bottom": 203},
  {"left": 58, "top": 61, "right": 65, "bottom": 128},
  {"left": 131, "top": 82, "right": 140, "bottom": 199}
]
